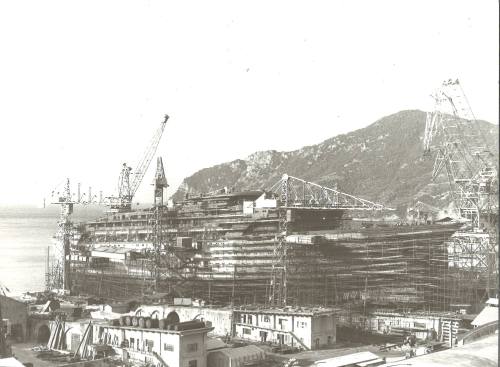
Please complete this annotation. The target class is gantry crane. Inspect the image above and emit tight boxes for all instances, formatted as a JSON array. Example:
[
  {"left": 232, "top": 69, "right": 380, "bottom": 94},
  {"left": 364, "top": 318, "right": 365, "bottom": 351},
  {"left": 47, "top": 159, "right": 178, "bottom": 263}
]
[
  {"left": 109, "top": 115, "right": 169, "bottom": 212},
  {"left": 423, "top": 79, "right": 497, "bottom": 229},
  {"left": 423, "top": 78, "right": 498, "bottom": 305}
]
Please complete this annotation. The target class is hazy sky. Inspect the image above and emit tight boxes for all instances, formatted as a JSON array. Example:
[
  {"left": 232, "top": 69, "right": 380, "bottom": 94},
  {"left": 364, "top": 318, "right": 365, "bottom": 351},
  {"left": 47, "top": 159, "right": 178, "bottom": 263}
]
[{"left": 0, "top": 0, "right": 498, "bottom": 206}]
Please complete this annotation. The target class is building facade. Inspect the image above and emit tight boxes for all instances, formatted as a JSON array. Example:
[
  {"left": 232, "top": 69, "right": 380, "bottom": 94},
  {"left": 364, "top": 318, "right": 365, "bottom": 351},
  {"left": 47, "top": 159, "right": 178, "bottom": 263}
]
[
  {"left": 0, "top": 295, "right": 28, "bottom": 342},
  {"left": 233, "top": 308, "right": 336, "bottom": 350},
  {"left": 95, "top": 323, "right": 213, "bottom": 367}
]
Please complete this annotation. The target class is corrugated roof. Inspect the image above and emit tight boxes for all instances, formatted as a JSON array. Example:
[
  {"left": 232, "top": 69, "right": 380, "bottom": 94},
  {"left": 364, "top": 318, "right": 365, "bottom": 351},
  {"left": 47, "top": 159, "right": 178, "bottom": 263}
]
[
  {"left": 206, "top": 337, "right": 227, "bottom": 350},
  {"left": 216, "top": 345, "right": 264, "bottom": 359}
]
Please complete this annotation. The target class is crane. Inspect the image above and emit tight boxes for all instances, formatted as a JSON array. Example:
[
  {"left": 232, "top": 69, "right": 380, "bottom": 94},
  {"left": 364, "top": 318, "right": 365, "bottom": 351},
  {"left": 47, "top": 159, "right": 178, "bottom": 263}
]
[
  {"left": 109, "top": 115, "right": 169, "bottom": 212},
  {"left": 423, "top": 79, "right": 498, "bottom": 304},
  {"left": 45, "top": 179, "right": 107, "bottom": 292},
  {"left": 423, "top": 79, "right": 497, "bottom": 229}
]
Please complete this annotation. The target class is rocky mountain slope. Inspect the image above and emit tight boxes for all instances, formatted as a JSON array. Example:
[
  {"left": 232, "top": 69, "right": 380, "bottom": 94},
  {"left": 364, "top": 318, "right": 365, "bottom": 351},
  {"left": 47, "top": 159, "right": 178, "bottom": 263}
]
[{"left": 172, "top": 110, "right": 498, "bottom": 212}]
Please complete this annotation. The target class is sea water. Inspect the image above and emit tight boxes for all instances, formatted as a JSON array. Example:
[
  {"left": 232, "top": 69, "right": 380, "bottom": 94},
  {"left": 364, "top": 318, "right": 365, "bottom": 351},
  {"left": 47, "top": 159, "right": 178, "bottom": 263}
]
[{"left": 0, "top": 206, "right": 103, "bottom": 295}]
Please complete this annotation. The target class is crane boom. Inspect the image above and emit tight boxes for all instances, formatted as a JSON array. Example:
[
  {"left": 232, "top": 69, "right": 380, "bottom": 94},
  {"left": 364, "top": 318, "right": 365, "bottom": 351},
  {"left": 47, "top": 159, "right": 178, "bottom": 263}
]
[
  {"left": 111, "top": 115, "right": 169, "bottom": 212},
  {"left": 130, "top": 115, "right": 169, "bottom": 197}
]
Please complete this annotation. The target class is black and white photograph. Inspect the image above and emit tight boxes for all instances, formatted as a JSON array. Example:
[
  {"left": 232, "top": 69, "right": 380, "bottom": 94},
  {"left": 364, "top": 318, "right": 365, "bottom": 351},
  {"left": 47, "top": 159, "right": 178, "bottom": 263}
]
[{"left": 0, "top": 1, "right": 498, "bottom": 366}]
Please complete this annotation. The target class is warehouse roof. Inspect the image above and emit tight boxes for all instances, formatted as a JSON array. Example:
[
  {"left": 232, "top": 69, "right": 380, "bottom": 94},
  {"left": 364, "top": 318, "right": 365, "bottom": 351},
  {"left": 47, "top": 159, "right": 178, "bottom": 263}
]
[
  {"left": 211, "top": 345, "right": 265, "bottom": 360},
  {"left": 234, "top": 306, "right": 335, "bottom": 316}
]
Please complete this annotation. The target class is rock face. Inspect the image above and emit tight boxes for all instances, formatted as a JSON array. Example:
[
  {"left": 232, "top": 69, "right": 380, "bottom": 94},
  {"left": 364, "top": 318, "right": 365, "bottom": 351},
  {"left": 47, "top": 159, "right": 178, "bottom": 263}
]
[{"left": 172, "top": 110, "right": 498, "bottom": 211}]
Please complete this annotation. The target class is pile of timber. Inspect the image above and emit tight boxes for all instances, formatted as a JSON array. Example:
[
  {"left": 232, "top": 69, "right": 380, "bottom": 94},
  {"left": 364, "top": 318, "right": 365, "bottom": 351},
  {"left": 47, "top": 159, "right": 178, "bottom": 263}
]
[
  {"left": 47, "top": 318, "right": 66, "bottom": 350},
  {"left": 73, "top": 321, "right": 93, "bottom": 359}
]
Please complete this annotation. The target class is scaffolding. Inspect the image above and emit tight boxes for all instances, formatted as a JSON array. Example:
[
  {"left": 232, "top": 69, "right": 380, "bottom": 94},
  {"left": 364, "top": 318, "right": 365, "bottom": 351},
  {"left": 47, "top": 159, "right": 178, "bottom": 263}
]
[{"left": 69, "top": 176, "right": 466, "bottom": 311}]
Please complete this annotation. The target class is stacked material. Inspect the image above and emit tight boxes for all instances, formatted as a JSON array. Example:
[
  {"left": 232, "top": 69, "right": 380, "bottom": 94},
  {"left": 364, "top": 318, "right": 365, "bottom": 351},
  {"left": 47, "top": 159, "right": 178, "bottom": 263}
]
[
  {"left": 47, "top": 319, "right": 66, "bottom": 350},
  {"left": 73, "top": 322, "right": 93, "bottom": 359}
]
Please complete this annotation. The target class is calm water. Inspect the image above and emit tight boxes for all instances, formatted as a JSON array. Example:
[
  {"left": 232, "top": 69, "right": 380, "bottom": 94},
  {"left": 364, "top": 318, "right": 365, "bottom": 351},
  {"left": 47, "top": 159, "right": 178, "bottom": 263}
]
[{"left": 0, "top": 206, "right": 104, "bottom": 295}]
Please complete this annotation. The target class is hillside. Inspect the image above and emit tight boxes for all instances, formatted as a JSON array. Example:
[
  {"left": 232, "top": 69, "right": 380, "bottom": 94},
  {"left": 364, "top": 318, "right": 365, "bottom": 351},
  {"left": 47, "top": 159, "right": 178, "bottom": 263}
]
[{"left": 172, "top": 110, "right": 498, "bottom": 211}]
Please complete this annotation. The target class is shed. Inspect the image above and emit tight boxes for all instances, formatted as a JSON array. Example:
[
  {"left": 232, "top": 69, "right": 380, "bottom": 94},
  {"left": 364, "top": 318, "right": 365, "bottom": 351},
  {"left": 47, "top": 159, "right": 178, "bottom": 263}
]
[
  {"left": 206, "top": 337, "right": 228, "bottom": 351},
  {"left": 207, "top": 345, "right": 265, "bottom": 367}
]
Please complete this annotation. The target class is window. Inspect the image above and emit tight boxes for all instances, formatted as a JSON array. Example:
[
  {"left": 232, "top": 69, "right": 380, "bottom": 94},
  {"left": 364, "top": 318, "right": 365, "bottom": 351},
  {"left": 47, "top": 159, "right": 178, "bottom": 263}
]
[
  {"left": 146, "top": 339, "right": 154, "bottom": 352},
  {"left": 164, "top": 343, "right": 174, "bottom": 351},
  {"left": 188, "top": 360, "right": 197, "bottom": 367},
  {"left": 243, "top": 328, "right": 251, "bottom": 335},
  {"left": 263, "top": 316, "right": 270, "bottom": 323},
  {"left": 241, "top": 314, "right": 247, "bottom": 323},
  {"left": 129, "top": 338, "right": 135, "bottom": 349},
  {"left": 414, "top": 322, "right": 426, "bottom": 329},
  {"left": 248, "top": 315, "right": 253, "bottom": 324},
  {"left": 187, "top": 343, "right": 198, "bottom": 352}
]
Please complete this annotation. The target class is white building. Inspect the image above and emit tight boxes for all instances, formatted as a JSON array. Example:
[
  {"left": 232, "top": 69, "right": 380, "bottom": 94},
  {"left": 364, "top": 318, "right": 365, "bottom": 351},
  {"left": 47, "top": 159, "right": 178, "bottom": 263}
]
[
  {"left": 95, "top": 322, "right": 213, "bottom": 367},
  {"left": 119, "top": 303, "right": 336, "bottom": 350},
  {"left": 337, "top": 310, "right": 460, "bottom": 347},
  {"left": 233, "top": 307, "right": 336, "bottom": 350}
]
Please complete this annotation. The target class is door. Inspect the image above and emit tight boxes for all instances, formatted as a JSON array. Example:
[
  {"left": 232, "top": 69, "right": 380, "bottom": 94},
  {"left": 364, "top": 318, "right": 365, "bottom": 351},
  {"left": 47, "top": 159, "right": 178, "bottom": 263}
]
[
  {"left": 260, "top": 331, "right": 268, "bottom": 342},
  {"left": 277, "top": 334, "right": 285, "bottom": 345}
]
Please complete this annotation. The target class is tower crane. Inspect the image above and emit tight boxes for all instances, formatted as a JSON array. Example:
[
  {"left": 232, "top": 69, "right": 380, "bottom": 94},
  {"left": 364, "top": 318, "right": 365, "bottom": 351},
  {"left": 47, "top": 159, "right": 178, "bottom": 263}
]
[{"left": 109, "top": 115, "right": 169, "bottom": 212}]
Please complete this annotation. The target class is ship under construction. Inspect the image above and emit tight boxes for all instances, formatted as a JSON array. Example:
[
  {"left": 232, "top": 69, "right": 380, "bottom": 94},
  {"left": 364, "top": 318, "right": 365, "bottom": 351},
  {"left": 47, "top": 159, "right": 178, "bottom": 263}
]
[
  {"left": 68, "top": 179, "right": 469, "bottom": 311},
  {"left": 47, "top": 80, "right": 498, "bottom": 314}
]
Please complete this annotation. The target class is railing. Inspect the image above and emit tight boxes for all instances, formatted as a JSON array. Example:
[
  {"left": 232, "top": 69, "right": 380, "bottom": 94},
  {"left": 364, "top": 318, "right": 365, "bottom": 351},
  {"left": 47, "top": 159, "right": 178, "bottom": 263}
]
[
  {"left": 457, "top": 320, "right": 498, "bottom": 345},
  {"left": 288, "top": 331, "right": 310, "bottom": 350}
]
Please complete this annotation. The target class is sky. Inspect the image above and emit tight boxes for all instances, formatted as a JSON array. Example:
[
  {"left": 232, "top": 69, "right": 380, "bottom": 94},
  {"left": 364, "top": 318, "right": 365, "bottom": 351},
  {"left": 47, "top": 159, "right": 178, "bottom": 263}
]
[{"left": 0, "top": 0, "right": 498, "bottom": 206}]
